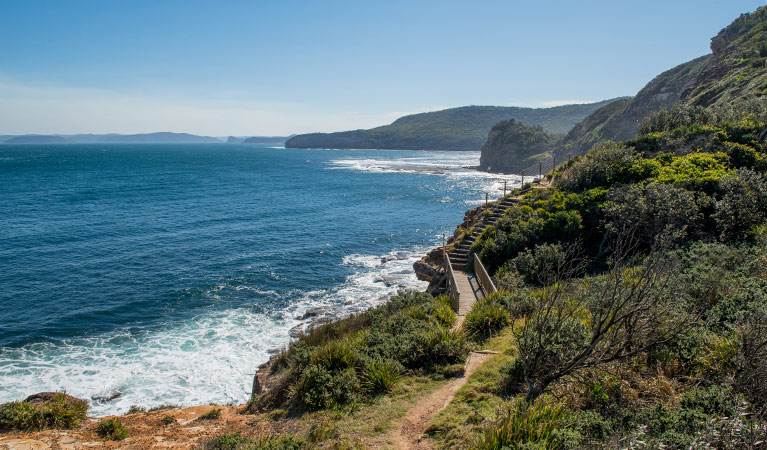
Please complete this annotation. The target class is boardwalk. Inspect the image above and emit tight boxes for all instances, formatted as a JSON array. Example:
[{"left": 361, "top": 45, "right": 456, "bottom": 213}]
[
  {"left": 444, "top": 194, "right": 522, "bottom": 316},
  {"left": 452, "top": 271, "right": 485, "bottom": 315}
]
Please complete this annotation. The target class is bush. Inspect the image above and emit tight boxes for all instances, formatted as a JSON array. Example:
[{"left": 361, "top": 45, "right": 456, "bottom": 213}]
[
  {"left": 433, "top": 296, "right": 457, "bottom": 328},
  {"left": 639, "top": 104, "right": 716, "bottom": 135},
  {"left": 426, "top": 327, "right": 470, "bottom": 366},
  {"left": 554, "top": 143, "right": 639, "bottom": 192},
  {"left": 162, "top": 414, "right": 176, "bottom": 425},
  {"left": 507, "top": 243, "right": 568, "bottom": 285},
  {"left": 296, "top": 365, "right": 360, "bottom": 410},
  {"left": 312, "top": 340, "right": 359, "bottom": 371},
  {"left": 126, "top": 405, "right": 145, "bottom": 414},
  {"left": 0, "top": 393, "right": 88, "bottom": 432},
  {"left": 360, "top": 359, "right": 401, "bottom": 395},
  {"left": 96, "top": 418, "right": 129, "bottom": 441},
  {"left": 605, "top": 182, "right": 706, "bottom": 244},
  {"left": 464, "top": 300, "right": 511, "bottom": 339},
  {"left": 714, "top": 169, "right": 767, "bottom": 241},
  {"left": 203, "top": 432, "right": 305, "bottom": 450},
  {"left": 200, "top": 408, "right": 222, "bottom": 420}
]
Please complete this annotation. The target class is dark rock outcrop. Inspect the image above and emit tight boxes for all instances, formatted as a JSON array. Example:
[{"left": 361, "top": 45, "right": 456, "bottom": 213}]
[{"left": 478, "top": 120, "right": 553, "bottom": 173}]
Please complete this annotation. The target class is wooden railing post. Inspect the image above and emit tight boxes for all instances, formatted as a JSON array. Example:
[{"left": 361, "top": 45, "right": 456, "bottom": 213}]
[
  {"left": 503, "top": 180, "right": 507, "bottom": 198},
  {"left": 485, "top": 192, "right": 488, "bottom": 210},
  {"left": 539, "top": 162, "right": 542, "bottom": 180},
  {"left": 521, "top": 170, "right": 524, "bottom": 188}
]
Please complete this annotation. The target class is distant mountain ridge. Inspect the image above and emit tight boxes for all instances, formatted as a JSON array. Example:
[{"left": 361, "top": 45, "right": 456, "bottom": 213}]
[
  {"left": 284, "top": 100, "right": 622, "bottom": 151},
  {"left": 480, "top": 6, "right": 767, "bottom": 173},
  {"left": 1, "top": 132, "right": 224, "bottom": 144}
]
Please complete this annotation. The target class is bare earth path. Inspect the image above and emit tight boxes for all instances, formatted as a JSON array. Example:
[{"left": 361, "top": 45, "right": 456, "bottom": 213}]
[{"left": 388, "top": 350, "right": 497, "bottom": 450}]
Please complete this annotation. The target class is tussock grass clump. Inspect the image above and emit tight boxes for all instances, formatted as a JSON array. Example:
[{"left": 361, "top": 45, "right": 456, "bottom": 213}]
[
  {"left": 464, "top": 297, "right": 511, "bottom": 340},
  {"left": 0, "top": 392, "right": 88, "bottom": 432},
  {"left": 477, "top": 398, "right": 567, "bottom": 450},
  {"left": 202, "top": 432, "right": 305, "bottom": 450},
  {"left": 96, "top": 418, "right": 129, "bottom": 441},
  {"left": 361, "top": 359, "right": 402, "bottom": 395}
]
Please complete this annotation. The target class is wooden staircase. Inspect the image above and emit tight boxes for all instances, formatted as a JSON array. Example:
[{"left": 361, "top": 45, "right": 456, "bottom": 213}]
[{"left": 448, "top": 196, "right": 519, "bottom": 271}]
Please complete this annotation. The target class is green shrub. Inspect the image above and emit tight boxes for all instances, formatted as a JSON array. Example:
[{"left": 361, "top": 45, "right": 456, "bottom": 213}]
[
  {"left": 203, "top": 432, "right": 305, "bottom": 450},
  {"left": 96, "top": 418, "right": 129, "bottom": 441},
  {"left": 296, "top": 365, "right": 360, "bottom": 410},
  {"left": 0, "top": 393, "right": 88, "bottom": 432},
  {"left": 605, "top": 182, "right": 706, "bottom": 245},
  {"left": 464, "top": 300, "right": 511, "bottom": 339},
  {"left": 477, "top": 398, "right": 568, "bottom": 450},
  {"left": 360, "top": 359, "right": 401, "bottom": 395},
  {"left": 200, "top": 408, "right": 222, "bottom": 420},
  {"left": 126, "top": 405, "right": 145, "bottom": 414},
  {"left": 148, "top": 404, "right": 177, "bottom": 412},
  {"left": 714, "top": 169, "right": 767, "bottom": 241},
  {"left": 507, "top": 243, "right": 568, "bottom": 285},
  {"left": 554, "top": 143, "right": 639, "bottom": 192},
  {"left": 312, "top": 340, "right": 358, "bottom": 371},
  {"left": 426, "top": 327, "right": 470, "bottom": 366},
  {"left": 433, "top": 296, "right": 457, "bottom": 328},
  {"left": 162, "top": 414, "right": 176, "bottom": 425}
]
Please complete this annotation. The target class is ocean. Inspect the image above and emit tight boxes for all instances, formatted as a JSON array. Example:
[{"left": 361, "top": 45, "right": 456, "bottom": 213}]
[{"left": 0, "top": 143, "right": 518, "bottom": 415}]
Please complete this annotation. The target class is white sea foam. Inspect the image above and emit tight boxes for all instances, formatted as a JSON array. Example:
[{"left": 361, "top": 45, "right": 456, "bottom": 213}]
[
  {"left": 0, "top": 151, "right": 514, "bottom": 416},
  {"left": 0, "top": 246, "right": 428, "bottom": 416},
  {"left": 328, "top": 151, "right": 522, "bottom": 205}
]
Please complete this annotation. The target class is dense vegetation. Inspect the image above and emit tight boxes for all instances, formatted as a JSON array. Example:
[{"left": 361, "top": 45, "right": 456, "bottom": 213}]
[
  {"left": 248, "top": 292, "right": 469, "bottom": 413},
  {"left": 0, "top": 393, "right": 88, "bottom": 432},
  {"left": 285, "top": 101, "right": 618, "bottom": 151},
  {"left": 462, "top": 100, "right": 767, "bottom": 448}
]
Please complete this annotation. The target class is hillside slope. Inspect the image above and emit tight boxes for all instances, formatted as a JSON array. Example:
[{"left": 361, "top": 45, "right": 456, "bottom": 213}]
[
  {"left": 285, "top": 100, "right": 619, "bottom": 151},
  {"left": 481, "top": 7, "right": 767, "bottom": 173}
]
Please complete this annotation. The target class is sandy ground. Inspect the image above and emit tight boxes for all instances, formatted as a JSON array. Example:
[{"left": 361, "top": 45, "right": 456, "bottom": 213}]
[{"left": 0, "top": 405, "right": 270, "bottom": 450}]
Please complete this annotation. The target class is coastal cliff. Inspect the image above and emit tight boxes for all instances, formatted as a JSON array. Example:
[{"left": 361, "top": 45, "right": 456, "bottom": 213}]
[{"left": 479, "top": 8, "right": 767, "bottom": 174}]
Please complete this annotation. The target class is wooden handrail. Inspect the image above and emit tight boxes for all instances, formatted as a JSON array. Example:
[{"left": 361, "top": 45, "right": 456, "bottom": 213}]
[
  {"left": 473, "top": 254, "right": 497, "bottom": 296},
  {"left": 446, "top": 256, "right": 461, "bottom": 311}
]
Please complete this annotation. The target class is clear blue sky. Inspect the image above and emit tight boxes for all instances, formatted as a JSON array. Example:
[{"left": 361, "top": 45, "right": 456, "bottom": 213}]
[{"left": 1, "top": 0, "right": 765, "bottom": 135}]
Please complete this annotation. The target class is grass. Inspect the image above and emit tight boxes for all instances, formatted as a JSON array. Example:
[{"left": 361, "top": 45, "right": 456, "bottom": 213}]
[
  {"left": 96, "top": 418, "right": 129, "bottom": 441},
  {"left": 0, "top": 393, "right": 89, "bottom": 432},
  {"left": 476, "top": 397, "right": 567, "bottom": 450},
  {"left": 202, "top": 432, "right": 305, "bottom": 450}
]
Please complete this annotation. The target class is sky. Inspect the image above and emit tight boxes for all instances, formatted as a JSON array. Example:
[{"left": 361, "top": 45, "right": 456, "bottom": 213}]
[{"left": 1, "top": 0, "right": 765, "bottom": 136}]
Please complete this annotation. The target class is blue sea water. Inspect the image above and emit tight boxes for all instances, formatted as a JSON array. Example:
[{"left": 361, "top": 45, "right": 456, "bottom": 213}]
[{"left": 0, "top": 144, "right": 518, "bottom": 415}]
